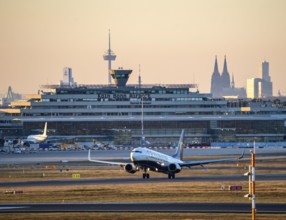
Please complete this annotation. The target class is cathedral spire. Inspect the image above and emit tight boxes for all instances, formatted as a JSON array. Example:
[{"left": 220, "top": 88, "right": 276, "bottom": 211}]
[
  {"left": 211, "top": 55, "right": 221, "bottom": 97},
  {"left": 214, "top": 55, "right": 219, "bottom": 74},
  {"left": 221, "top": 55, "right": 230, "bottom": 88},
  {"left": 222, "top": 55, "right": 228, "bottom": 74},
  {"left": 231, "top": 73, "right": 235, "bottom": 88}
]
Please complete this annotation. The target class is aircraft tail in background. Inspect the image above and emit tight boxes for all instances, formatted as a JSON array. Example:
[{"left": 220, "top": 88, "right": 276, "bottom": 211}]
[
  {"left": 43, "top": 122, "right": 47, "bottom": 136},
  {"left": 172, "top": 129, "right": 185, "bottom": 160}
]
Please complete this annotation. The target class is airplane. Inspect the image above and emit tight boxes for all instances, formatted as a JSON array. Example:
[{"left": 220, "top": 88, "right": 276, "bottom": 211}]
[
  {"left": 26, "top": 122, "right": 48, "bottom": 143},
  {"left": 88, "top": 129, "right": 244, "bottom": 179}
]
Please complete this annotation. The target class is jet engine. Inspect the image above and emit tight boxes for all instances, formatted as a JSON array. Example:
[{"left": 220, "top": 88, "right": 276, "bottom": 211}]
[
  {"left": 168, "top": 163, "right": 181, "bottom": 173},
  {"left": 124, "top": 163, "right": 138, "bottom": 174}
]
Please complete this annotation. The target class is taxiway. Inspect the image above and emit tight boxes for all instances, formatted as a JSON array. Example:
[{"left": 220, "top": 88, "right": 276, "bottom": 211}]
[{"left": 1, "top": 174, "right": 286, "bottom": 188}]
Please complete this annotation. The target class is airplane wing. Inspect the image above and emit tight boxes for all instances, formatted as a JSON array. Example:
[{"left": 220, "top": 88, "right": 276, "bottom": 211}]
[
  {"left": 179, "top": 151, "right": 244, "bottom": 167},
  {"left": 88, "top": 150, "right": 127, "bottom": 166}
]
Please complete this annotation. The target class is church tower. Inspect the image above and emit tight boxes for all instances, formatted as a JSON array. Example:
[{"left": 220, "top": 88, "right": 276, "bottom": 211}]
[
  {"left": 231, "top": 74, "right": 235, "bottom": 89},
  {"left": 221, "top": 56, "right": 230, "bottom": 89},
  {"left": 211, "top": 56, "right": 221, "bottom": 97}
]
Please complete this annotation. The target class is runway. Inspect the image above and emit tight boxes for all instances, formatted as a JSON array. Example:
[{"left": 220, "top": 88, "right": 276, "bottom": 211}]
[
  {"left": 1, "top": 174, "right": 286, "bottom": 188},
  {"left": 1, "top": 202, "right": 286, "bottom": 213}
]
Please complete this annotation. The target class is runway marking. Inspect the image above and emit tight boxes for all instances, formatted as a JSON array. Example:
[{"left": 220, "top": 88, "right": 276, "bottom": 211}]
[
  {"left": 1, "top": 203, "right": 286, "bottom": 213},
  {"left": 0, "top": 206, "right": 29, "bottom": 210}
]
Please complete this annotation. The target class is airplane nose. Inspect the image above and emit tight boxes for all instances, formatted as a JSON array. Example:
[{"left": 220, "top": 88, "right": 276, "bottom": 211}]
[
  {"left": 130, "top": 152, "right": 134, "bottom": 161},
  {"left": 130, "top": 152, "right": 139, "bottom": 161}
]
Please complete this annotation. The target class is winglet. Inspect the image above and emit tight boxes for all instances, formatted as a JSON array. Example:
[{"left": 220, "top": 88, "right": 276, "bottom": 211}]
[
  {"left": 172, "top": 129, "right": 185, "bottom": 160},
  {"left": 238, "top": 149, "right": 244, "bottom": 160}
]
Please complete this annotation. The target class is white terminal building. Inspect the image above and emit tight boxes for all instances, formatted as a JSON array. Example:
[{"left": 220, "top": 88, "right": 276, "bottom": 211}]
[
  {"left": 0, "top": 37, "right": 285, "bottom": 145},
  {"left": 1, "top": 67, "right": 285, "bottom": 145}
]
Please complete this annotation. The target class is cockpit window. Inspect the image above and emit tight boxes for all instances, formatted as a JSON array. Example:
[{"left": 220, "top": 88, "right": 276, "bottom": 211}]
[{"left": 132, "top": 148, "right": 142, "bottom": 153}]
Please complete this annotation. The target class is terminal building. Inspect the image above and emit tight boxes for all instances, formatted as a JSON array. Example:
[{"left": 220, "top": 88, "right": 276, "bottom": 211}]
[
  {"left": 1, "top": 67, "right": 285, "bottom": 145},
  {"left": 0, "top": 34, "right": 284, "bottom": 145}
]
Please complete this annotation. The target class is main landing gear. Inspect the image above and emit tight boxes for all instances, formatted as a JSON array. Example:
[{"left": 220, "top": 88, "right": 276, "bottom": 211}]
[
  {"left": 168, "top": 173, "right": 175, "bottom": 179},
  {"left": 143, "top": 173, "right": 150, "bottom": 179},
  {"left": 143, "top": 168, "right": 150, "bottom": 179}
]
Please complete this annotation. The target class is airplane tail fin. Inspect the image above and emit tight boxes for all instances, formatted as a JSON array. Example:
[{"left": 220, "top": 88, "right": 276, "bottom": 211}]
[
  {"left": 88, "top": 149, "right": 91, "bottom": 161},
  {"left": 43, "top": 122, "right": 47, "bottom": 136},
  {"left": 172, "top": 129, "right": 185, "bottom": 160}
]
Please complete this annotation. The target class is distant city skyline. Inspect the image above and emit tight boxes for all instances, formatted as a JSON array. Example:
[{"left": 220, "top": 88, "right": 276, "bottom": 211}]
[{"left": 1, "top": 0, "right": 286, "bottom": 96}]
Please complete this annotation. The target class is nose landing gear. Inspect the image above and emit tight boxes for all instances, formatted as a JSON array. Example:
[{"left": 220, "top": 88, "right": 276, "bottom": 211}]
[
  {"left": 143, "top": 173, "right": 150, "bottom": 179},
  {"left": 168, "top": 173, "right": 175, "bottom": 179}
]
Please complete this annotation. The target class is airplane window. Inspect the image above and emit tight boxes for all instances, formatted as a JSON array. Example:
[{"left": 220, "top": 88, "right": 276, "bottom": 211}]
[{"left": 135, "top": 151, "right": 142, "bottom": 153}]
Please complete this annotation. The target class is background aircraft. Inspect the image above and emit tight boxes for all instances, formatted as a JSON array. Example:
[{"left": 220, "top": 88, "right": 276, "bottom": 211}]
[
  {"left": 27, "top": 122, "right": 48, "bottom": 143},
  {"left": 88, "top": 130, "right": 243, "bottom": 179}
]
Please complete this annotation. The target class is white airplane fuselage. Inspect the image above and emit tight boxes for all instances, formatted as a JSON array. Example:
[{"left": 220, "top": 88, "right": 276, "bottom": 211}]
[
  {"left": 130, "top": 147, "right": 183, "bottom": 175},
  {"left": 27, "top": 134, "right": 48, "bottom": 143},
  {"left": 131, "top": 147, "right": 182, "bottom": 163}
]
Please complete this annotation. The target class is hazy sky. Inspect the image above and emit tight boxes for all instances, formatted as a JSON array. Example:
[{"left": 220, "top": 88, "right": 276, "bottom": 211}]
[{"left": 0, "top": 0, "right": 286, "bottom": 95}]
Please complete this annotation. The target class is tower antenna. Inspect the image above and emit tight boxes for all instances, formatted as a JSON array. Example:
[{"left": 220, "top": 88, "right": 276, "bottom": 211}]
[
  {"left": 103, "top": 30, "right": 117, "bottom": 85},
  {"left": 138, "top": 64, "right": 142, "bottom": 88}
]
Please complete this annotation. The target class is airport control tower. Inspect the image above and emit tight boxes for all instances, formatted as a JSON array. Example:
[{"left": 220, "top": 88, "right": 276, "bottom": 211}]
[
  {"left": 110, "top": 68, "right": 133, "bottom": 87},
  {"left": 103, "top": 30, "right": 117, "bottom": 85}
]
